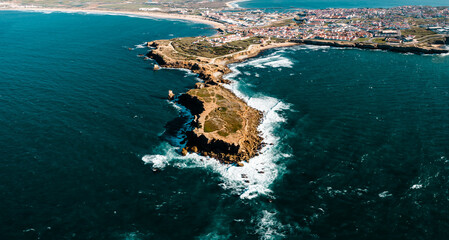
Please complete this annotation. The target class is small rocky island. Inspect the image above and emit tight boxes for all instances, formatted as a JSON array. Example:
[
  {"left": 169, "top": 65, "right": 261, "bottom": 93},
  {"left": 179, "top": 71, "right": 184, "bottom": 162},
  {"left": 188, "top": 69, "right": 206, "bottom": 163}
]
[{"left": 147, "top": 37, "right": 297, "bottom": 164}]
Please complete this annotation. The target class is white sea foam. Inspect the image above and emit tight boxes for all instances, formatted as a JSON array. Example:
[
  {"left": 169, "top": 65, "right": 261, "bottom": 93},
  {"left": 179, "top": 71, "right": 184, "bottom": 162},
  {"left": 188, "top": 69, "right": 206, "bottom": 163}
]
[
  {"left": 142, "top": 48, "right": 298, "bottom": 239},
  {"left": 411, "top": 184, "right": 423, "bottom": 189},
  {"left": 134, "top": 42, "right": 147, "bottom": 49},
  {"left": 254, "top": 210, "right": 292, "bottom": 240},
  {"left": 439, "top": 52, "right": 449, "bottom": 57},
  {"left": 378, "top": 191, "right": 392, "bottom": 198},
  {"left": 292, "top": 45, "right": 331, "bottom": 51},
  {"left": 227, "top": 0, "right": 249, "bottom": 9},
  {"left": 240, "top": 55, "right": 294, "bottom": 69},
  {"left": 142, "top": 153, "right": 169, "bottom": 170},
  {"left": 143, "top": 54, "right": 292, "bottom": 199}
]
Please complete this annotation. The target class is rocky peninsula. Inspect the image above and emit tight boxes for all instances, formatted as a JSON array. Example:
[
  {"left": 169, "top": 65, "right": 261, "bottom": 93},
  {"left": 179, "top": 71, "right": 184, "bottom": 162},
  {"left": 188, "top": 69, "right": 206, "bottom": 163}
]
[
  {"left": 147, "top": 38, "right": 297, "bottom": 164},
  {"left": 146, "top": 31, "right": 448, "bottom": 165}
]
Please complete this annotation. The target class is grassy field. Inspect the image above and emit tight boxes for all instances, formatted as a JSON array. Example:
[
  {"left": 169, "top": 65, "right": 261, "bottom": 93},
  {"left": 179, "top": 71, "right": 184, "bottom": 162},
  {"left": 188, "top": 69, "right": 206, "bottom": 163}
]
[
  {"left": 172, "top": 37, "right": 263, "bottom": 58},
  {"left": 189, "top": 87, "right": 243, "bottom": 137},
  {"left": 402, "top": 27, "right": 436, "bottom": 38},
  {"left": 372, "top": 38, "right": 386, "bottom": 44},
  {"left": 355, "top": 37, "right": 369, "bottom": 42}
]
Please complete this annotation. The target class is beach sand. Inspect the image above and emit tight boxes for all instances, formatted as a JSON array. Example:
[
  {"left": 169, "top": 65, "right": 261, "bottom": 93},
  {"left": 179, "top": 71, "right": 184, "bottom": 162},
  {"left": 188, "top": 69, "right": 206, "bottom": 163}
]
[
  {"left": 225, "top": 0, "right": 249, "bottom": 9},
  {"left": 0, "top": 7, "right": 226, "bottom": 29}
]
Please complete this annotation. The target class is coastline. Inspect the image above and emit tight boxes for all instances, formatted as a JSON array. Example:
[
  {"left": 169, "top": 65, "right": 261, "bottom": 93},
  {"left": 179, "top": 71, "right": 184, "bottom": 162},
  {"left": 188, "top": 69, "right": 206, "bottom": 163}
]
[
  {"left": 296, "top": 39, "right": 449, "bottom": 54},
  {"left": 225, "top": 0, "right": 249, "bottom": 9},
  {"left": 0, "top": 7, "right": 226, "bottom": 29},
  {"left": 147, "top": 39, "right": 299, "bottom": 163},
  {"left": 146, "top": 36, "right": 449, "bottom": 163}
]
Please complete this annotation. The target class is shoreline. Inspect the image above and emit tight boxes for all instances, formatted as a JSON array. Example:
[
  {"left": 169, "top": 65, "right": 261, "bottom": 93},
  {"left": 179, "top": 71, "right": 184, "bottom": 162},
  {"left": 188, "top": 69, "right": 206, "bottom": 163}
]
[
  {"left": 147, "top": 40, "right": 300, "bottom": 163},
  {"left": 147, "top": 37, "right": 448, "bottom": 163},
  {"left": 225, "top": 0, "right": 249, "bottom": 9},
  {"left": 0, "top": 7, "right": 226, "bottom": 29},
  {"left": 295, "top": 39, "right": 449, "bottom": 54}
]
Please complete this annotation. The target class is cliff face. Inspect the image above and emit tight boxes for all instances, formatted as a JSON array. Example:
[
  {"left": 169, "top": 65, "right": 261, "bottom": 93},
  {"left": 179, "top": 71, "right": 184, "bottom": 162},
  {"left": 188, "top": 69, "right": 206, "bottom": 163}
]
[
  {"left": 148, "top": 40, "right": 264, "bottom": 164},
  {"left": 178, "top": 85, "right": 263, "bottom": 163},
  {"left": 147, "top": 41, "right": 231, "bottom": 84}
]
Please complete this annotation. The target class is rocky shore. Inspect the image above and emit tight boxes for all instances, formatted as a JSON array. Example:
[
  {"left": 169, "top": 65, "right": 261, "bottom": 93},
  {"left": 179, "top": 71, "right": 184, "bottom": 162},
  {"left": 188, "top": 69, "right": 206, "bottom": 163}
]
[
  {"left": 147, "top": 36, "right": 447, "bottom": 164},
  {"left": 146, "top": 40, "right": 295, "bottom": 164},
  {"left": 295, "top": 39, "right": 449, "bottom": 54}
]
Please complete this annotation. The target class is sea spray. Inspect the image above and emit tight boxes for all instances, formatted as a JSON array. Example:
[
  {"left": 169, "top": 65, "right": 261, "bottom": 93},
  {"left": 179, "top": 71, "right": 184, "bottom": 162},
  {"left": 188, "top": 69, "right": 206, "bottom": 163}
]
[{"left": 142, "top": 52, "right": 294, "bottom": 199}]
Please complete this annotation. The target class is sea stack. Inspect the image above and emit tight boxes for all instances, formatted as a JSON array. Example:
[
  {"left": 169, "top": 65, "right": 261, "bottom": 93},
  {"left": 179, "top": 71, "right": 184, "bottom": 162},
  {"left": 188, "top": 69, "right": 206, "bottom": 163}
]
[
  {"left": 153, "top": 64, "right": 160, "bottom": 71},
  {"left": 168, "top": 90, "right": 175, "bottom": 100}
]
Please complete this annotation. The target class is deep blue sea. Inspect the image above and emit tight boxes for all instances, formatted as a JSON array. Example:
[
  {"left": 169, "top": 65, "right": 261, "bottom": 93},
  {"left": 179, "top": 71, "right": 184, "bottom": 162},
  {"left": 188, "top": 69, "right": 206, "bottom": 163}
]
[{"left": 1, "top": 6, "right": 449, "bottom": 240}]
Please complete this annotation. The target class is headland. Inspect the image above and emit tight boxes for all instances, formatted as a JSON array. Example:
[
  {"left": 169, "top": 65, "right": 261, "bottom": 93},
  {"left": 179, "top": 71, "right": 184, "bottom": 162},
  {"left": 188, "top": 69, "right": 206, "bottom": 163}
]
[
  {"left": 147, "top": 38, "right": 297, "bottom": 164},
  {"left": 146, "top": 5, "right": 447, "bottom": 164},
  {"left": 6, "top": 1, "right": 448, "bottom": 164}
]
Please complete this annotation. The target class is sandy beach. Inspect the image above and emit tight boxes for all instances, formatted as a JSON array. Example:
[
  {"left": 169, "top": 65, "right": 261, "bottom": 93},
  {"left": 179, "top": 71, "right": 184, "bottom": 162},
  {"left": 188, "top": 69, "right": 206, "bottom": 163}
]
[
  {"left": 0, "top": 7, "right": 226, "bottom": 29},
  {"left": 225, "top": 0, "right": 249, "bottom": 9}
]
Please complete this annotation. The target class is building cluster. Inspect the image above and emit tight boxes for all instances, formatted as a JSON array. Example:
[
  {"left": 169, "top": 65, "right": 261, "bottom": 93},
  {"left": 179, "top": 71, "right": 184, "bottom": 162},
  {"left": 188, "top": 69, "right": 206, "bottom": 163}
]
[
  {"left": 203, "top": 10, "right": 297, "bottom": 27},
  {"left": 197, "top": 6, "right": 449, "bottom": 44},
  {"left": 247, "top": 26, "right": 302, "bottom": 39}
]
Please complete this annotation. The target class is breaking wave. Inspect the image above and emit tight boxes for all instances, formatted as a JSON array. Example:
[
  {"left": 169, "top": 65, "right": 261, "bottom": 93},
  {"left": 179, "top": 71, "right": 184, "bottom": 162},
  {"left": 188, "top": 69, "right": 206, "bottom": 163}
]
[
  {"left": 141, "top": 47, "right": 304, "bottom": 239},
  {"left": 142, "top": 57, "right": 293, "bottom": 200},
  {"left": 237, "top": 52, "right": 294, "bottom": 69}
]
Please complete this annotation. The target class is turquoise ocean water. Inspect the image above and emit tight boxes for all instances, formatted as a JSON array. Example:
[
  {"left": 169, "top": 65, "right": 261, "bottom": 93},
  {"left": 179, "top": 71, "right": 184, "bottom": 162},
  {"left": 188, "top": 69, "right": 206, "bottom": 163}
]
[{"left": 1, "top": 3, "right": 449, "bottom": 240}]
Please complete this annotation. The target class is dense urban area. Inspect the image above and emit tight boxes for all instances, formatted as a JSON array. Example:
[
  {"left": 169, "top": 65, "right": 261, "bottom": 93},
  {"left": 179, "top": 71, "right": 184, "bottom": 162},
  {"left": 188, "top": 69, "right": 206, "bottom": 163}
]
[
  {"left": 203, "top": 6, "right": 449, "bottom": 47},
  {"left": 3, "top": 1, "right": 448, "bottom": 47}
]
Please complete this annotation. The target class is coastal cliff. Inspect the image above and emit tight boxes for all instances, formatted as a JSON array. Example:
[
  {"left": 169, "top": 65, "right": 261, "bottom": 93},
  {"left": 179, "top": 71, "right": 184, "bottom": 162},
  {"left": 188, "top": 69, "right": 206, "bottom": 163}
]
[
  {"left": 147, "top": 40, "right": 285, "bottom": 163},
  {"left": 147, "top": 35, "right": 448, "bottom": 164}
]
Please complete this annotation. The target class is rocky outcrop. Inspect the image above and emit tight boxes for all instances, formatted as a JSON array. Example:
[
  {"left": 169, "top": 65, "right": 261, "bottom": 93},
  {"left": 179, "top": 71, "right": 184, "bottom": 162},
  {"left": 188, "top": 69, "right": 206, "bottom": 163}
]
[
  {"left": 168, "top": 90, "right": 175, "bottom": 100},
  {"left": 147, "top": 40, "right": 266, "bottom": 164},
  {"left": 296, "top": 39, "right": 449, "bottom": 54},
  {"left": 177, "top": 93, "right": 204, "bottom": 116},
  {"left": 147, "top": 41, "right": 231, "bottom": 84},
  {"left": 177, "top": 86, "right": 263, "bottom": 163}
]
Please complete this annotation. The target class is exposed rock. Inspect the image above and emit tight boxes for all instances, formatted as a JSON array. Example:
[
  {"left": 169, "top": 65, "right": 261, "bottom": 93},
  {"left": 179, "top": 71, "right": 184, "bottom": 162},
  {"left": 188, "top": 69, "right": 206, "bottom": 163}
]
[
  {"left": 177, "top": 94, "right": 204, "bottom": 115},
  {"left": 181, "top": 148, "right": 188, "bottom": 156},
  {"left": 168, "top": 90, "right": 175, "bottom": 100},
  {"left": 148, "top": 37, "right": 447, "bottom": 164},
  {"left": 180, "top": 85, "right": 262, "bottom": 163},
  {"left": 195, "top": 82, "right": 205, "bottom": 89},
  {"left": 153, "top": 64, "right": 160, "bottom": 71},
  {"left": 147, "top": 39, "right": 271, "bottom": 164}
]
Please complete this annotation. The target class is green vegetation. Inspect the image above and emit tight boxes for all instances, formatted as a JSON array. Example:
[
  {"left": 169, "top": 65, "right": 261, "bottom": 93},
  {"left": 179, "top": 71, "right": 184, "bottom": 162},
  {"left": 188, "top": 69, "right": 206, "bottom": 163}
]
[
  {"left": 355, "top": 37, "right": 369, "bottom": 42},
  {"left": 172, "top": 37, "right": 263, "bottom": 58},
  {"left": 372, "top": 38, "right": 386, "bottom": 44},
  {"left": 402, "top": 27, "right": 436, "bottom": 38},
  {"left": 270, "top": 37, "right": 289, "bottom": 43},
  {"left": 190, "top": 88, "right": 243, "bottom": 137}
]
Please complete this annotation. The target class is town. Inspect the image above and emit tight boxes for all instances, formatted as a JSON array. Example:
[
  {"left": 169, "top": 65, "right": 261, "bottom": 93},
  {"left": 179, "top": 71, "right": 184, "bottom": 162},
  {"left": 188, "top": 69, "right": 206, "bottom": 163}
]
[{"left": 181, "top": 6, "right": 449, "bottom": 48}]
